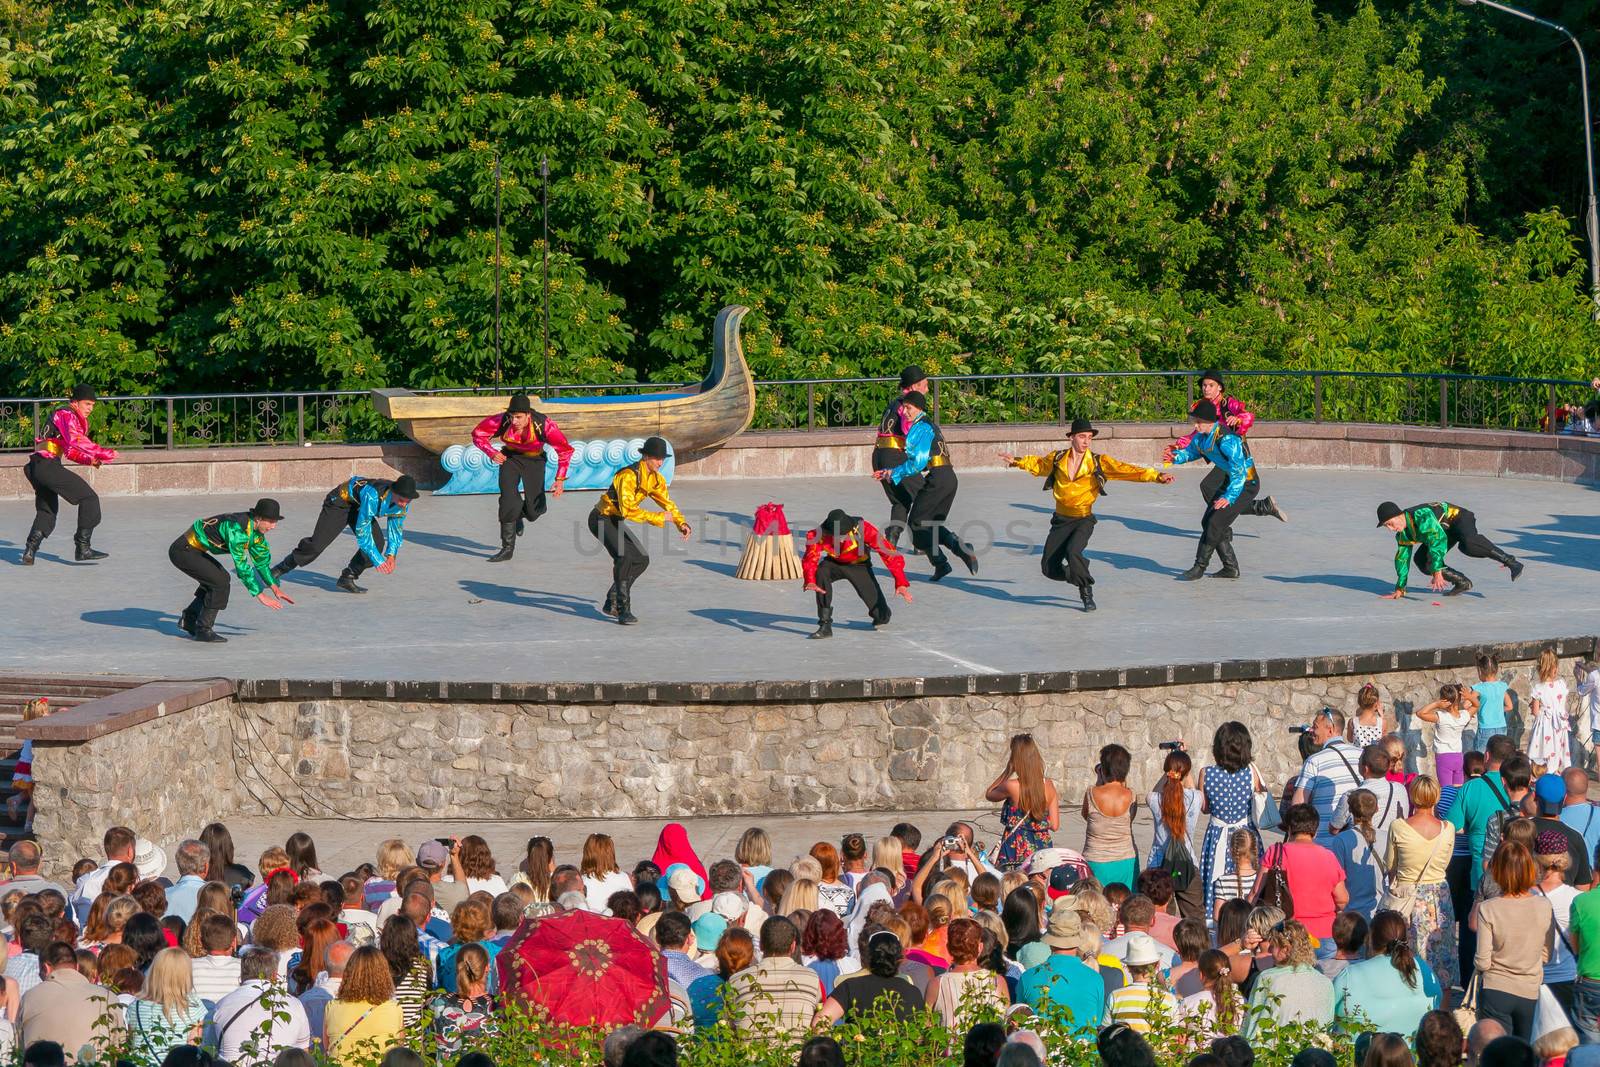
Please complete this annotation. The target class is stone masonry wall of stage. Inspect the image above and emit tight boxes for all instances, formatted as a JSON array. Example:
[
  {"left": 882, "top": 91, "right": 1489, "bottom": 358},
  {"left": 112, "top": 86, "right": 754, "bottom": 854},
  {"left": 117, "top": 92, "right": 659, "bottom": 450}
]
[
  {"left": 234, "top": 652, "right": 1576, "bottom": 823},
  {"left": 24, "top": 641, "right": 1591, "bottom": 875},
  {"left": 3, "top": 422, "right": 1599, "bottom": 499}
]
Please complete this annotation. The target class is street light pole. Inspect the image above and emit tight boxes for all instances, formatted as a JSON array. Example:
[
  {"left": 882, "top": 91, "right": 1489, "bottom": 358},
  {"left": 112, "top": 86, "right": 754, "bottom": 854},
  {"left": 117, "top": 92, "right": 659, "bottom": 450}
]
[
  {"left": 1465, "top": 0, "right": 1600, "bottom": 319},
  {"left": 1460, "top": 0, "right": 1600, "bottom": 320}
]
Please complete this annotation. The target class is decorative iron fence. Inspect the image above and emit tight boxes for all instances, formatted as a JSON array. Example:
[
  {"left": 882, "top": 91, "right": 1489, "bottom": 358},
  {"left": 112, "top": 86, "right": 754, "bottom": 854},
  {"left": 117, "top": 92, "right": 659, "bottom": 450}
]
[{"left": 2, "top": 371, "right": 1592, "bottom": 452}]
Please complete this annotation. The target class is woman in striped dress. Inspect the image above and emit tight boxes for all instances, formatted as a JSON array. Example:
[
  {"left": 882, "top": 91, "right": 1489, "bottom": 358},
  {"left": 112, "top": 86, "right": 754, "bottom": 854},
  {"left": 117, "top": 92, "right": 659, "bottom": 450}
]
[
  {"left": 380, "top": 915, "right": 433, "bottom": 1028},
  {"left": 1199, "top": 722, "right": 1265, "bottom": 920}
]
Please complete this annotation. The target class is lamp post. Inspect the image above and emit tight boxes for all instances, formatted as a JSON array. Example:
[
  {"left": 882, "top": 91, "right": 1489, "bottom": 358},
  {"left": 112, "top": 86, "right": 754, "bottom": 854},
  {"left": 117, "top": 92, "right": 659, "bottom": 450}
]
[{"left": 1459, "top": 0, "right": 1600, "bottom": 320}]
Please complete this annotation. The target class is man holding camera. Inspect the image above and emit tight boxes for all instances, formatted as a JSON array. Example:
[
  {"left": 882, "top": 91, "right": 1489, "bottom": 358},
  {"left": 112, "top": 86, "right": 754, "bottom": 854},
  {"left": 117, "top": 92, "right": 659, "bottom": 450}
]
[{"left": 1291, "top": 708, "right": 1365, "bottom": 842}]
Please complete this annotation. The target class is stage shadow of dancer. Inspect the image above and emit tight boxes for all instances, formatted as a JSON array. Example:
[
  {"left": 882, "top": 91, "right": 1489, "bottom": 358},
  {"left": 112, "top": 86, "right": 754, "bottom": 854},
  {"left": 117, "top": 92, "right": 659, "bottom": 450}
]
[
  {"left": 1503, "top": 514, "right": 1600, "bottom": 573},
  {"left": 458, "top": 580, "right": 610, "bottom": 621},
  {"left": 1009, "top": 502, "right": 1199, "bottom": 541},
  {"left": 1262, "top": 572, "right": 1442, "bottom": 596},
  {"left": 82, "top": 607, "right": 223, "bottom": 636},
  {"left": 690, "top": 607, "right": 819, "bottom": 635},
  {"left": 934, "top": 576, "right": 1076, "bottom": 609},
  {"left": 402, "top": 530, "right": 493, "bottom": 558},
  {"left": 269, "top": 569, "right": 341, "bottom": 591},
  {"left": 682, "top": 559, "right": 741, "bottom": 579}
]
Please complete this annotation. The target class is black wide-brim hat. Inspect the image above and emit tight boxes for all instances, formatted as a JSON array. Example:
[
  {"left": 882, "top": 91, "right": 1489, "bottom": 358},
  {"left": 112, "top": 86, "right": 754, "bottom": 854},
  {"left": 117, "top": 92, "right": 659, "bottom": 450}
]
[
  {"left": 1198, "top": 368, "right": 1226, "bottom": 388},
  {"left": 1188, "top": 399, "right": 1220, "bottom": 422},
  {"left": 250, "top": 498, "right": 285, "bottom": 521},
  {"left": 1067, "top": 417, "right": 1099, "bottom": 437},
  {"left": 640, "top": 436, "right": 669, "bottom": 459},
  {"left": 1376, "top": 501, "right": 1403, "bottom": 526},
  {"left": 71, "top": 384, "right": 97, "bottom": 402},
  {"left": 900, "top": 390, "right": 927, "bottom": 411},
  {"left": 391, "top": 475, "right": 418, "bottom": 500},
  {"left": 823, "top": 508, "right": 861, "bottom": 535},
  {"left": 507, "top": 393, "right": 534, "bottom": 414},
  {"left": 899, "top": 365, "right": 928, "bottom": 389}
]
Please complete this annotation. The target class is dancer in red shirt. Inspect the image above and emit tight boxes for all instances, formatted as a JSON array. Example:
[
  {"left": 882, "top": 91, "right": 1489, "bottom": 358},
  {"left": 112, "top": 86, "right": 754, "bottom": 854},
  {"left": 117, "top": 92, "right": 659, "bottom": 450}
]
[
  {"left": 802, "top": 509, "right": 913, "bottom": 639},
  {"left": 470, "top": 393, "right": 574, "bottom": 562},
  {"left": 20, "top": 384, "right": 117, "bottom": 565}
]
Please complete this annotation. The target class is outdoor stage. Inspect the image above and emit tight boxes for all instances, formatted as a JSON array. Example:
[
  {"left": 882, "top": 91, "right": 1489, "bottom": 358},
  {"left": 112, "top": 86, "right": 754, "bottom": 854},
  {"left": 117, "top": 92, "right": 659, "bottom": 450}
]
[{"left": 2, "top": 466, "right": 1596, "bottom": 683}]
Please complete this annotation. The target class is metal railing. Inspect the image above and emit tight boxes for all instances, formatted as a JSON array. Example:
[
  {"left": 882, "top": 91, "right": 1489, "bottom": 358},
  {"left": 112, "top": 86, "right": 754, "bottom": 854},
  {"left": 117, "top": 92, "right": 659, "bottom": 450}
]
[{"left": 2, "top": 370, "right": 1593, "bottom": 452}]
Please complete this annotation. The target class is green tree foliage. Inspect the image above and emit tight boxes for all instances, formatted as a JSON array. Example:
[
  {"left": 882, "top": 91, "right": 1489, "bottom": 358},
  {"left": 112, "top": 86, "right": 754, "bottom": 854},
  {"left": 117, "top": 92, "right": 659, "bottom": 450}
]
[{"left": 0, "top": 0, "right": 1594, "bottom": 399}]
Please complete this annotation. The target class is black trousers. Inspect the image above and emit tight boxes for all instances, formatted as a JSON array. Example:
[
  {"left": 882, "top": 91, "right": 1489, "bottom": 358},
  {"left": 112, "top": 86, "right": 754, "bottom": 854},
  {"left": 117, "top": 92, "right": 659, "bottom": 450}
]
[
  {"left": 1041, "top": 514, "right": 1096, "bottom": 587},
  {"left": 588, "top": 509, "right": 649, "bottom": 587},
  {"left": 1411, "top": 508, "right": 1500, "bottom": 573},
  {"left": 873, "top": 447, "right": 914, "bottom": 547},
  {"left": 1446, "top": 853, "right": 1476, "bottom": 986},
  {"left": 285, "top": 496, "right": 386, "bottom": 577},
  {"left": 24, "top": 455, "right": 100, "bottom": 539},
  {"left": 169, "top": 537, "right": 231, "bottom": 612},
  {"left": 1478, "top": 986, "right": 1537, "bottom": 1042},
  {"left": 498, "top": 453, "right": 549, "bottom": 525},
  {"left": 815, "top": 558, "right": 891, "bottom": 624},
  {"left": 907, "top": 468, "right": 966, "bottom": 565},
  {"left": 1200, "top": 477, "right": 1259, "bottom": 549}
]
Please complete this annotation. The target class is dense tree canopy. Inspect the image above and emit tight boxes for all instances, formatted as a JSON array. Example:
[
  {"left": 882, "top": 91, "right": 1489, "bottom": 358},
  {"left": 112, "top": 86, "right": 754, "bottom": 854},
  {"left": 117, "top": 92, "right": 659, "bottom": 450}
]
[{"left": 0, "top": 0, "right": 1595, "bottom": 398}]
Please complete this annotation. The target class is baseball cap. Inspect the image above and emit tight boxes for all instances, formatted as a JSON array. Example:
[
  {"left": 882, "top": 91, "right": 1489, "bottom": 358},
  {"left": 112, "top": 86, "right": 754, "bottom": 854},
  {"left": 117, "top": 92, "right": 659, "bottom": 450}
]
[
  {"left": 417, "top": 840, "right": 450, "bottom": 869},
  {"left": 1535, "top": 772, "right": 1566, "bottom": 813},
  {"left": 667, "top": 866, "right": 703, "bottom": 903},
  {"left": 1047, "top": 865, "right": 1082, "bottom": 899}
]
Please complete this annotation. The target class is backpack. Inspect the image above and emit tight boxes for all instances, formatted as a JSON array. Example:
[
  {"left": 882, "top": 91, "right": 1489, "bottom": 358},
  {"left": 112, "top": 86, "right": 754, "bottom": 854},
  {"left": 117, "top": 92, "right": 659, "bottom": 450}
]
[{"left": 1160, "top": 836, "right": 1198, "bottom": 891}]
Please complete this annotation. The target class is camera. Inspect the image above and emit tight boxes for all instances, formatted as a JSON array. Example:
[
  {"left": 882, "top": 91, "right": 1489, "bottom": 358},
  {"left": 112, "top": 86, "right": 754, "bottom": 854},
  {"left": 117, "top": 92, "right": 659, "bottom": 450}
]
[
  {"left": 1157, "top": 741, "right": 1183, "bottom": 751},
  {"left": 942, "top": 836, "right": 963, "bottom": 852},
  {"left": 1288, "top": 724, "right": 1312, "bottom": 734},
  {"left": 229, "top": 883, "right": 245, "bottom": 907}
]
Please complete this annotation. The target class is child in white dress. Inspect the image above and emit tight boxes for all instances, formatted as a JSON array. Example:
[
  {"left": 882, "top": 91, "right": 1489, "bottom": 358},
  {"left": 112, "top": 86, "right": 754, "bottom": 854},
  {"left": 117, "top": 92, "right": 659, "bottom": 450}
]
[{"left": 1527, "top": 647, "right": 1572, "bottom": 773}]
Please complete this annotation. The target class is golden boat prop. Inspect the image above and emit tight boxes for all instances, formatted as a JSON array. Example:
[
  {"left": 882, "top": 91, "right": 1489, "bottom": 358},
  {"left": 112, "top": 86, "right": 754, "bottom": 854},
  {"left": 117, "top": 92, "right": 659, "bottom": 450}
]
[{"left": 373, "top": 305, "right": 755, "bottom": 494}]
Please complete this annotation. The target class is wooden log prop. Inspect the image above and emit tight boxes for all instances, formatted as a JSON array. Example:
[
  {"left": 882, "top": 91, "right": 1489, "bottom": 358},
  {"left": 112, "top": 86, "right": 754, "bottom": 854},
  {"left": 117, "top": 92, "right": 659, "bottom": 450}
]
[{"left": 735, "top": 503, "right": 803, "bottom": 581}]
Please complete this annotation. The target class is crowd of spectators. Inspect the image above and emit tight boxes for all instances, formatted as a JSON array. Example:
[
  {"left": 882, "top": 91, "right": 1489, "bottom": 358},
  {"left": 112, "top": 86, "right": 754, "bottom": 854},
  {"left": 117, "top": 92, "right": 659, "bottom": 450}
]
[{"left": 0, "top": 648, "right": 1596, "bottom": 1067}]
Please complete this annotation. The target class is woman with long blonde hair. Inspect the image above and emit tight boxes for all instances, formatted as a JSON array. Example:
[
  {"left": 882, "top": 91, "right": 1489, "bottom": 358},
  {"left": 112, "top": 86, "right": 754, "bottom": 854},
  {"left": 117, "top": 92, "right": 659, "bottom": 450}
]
[
  {"left": 985, "top": 733, "right": 1060, "bottom": 869},
  {"left": 1527, "top": 646, "right": 1572, "bottom": 774},
  {"left": 126, "top": 947, "right": 205, "bottom": 1054},
  {"left": 872, "top": 836, "right": 907, "bottom": 893},
  {"left": 779, "top": 878, "right": 820, "bottom": 917}
]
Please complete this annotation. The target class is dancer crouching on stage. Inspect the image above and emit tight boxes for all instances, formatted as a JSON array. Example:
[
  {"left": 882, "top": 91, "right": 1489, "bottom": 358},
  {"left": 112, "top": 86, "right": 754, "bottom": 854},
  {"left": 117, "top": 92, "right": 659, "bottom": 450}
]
[
  {"left": 472, "top": 392, "right": 574, "bottom": 563},
  {"left": 802, "top": 508, "right": 913, "bottom": 639},
  {"left": 1375, "top": 501, "right": 1523, "bottom": 599},
  {"left": 589, "top": 437, "right": 689, "bottom": 626},
  {"left": 271, "top": 475, "right": 417, "bottom": 594},
  {"left": 873, "top": 391, "right": 977, "bottom": 581},
  {"left": 169, "top": 498, "right": 293, "bottom": 643}
]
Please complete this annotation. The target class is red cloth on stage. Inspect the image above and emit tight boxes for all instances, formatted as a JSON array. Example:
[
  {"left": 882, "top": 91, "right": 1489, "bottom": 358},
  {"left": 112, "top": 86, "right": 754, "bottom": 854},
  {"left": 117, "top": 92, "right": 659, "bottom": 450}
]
[
  {"left": 802, "top": 520, "right": 908, "bottom": 590},
  {"left": 753, "top": 503, "right": 790, "bottom": 535}
]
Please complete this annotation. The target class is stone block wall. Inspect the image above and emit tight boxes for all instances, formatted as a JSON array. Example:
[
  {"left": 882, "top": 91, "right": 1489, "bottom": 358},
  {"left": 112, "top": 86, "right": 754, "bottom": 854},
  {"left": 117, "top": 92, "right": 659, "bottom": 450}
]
[
  {"left": 28, "top": 696, "right": 246, "bottom": 876},
  {"left": 232, "top": 657, "right": 1562, "bottom": 824}
]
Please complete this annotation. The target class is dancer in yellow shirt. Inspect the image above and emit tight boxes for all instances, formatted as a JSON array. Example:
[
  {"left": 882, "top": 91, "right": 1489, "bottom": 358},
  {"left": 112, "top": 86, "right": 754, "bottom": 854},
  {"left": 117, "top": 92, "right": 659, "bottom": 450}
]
[
  {"left": 1001, "top": 418, "right": 1172, "bottom": 611},
  {"left": 589, "top": 436, "right": 691, "bottom": 625}
]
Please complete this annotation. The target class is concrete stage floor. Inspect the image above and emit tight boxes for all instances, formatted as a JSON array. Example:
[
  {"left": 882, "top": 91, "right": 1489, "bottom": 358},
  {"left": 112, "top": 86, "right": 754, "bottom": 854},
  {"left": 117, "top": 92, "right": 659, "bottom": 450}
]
[{"left": 1, "top": 467, "right": 1596, "bottom": 683}]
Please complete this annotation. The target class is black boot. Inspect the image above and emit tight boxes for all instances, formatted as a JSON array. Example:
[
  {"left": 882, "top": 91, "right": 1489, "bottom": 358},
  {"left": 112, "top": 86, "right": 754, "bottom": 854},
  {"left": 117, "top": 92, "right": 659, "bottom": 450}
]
[
  {"left": 516, "top": 518, "right": 526, "bottom": 537},
  {"left": 615, "top": 580, "right": 639, "bottom": 626},
  {"left": 930, "top": 556, "right": 954, "bottom": 582},
  {"left": 270, "top": 557, "right": 296, "bottom": 581},
  {"left": 73, "top": 530, "right": 107, "bottom": 561},
  {"left": 178, "top": 595, "right": 204, "bottom": 636},
  {"left": 18, "top": 531, "right": 43, "bottom": 566},
  {"left": 810, "top": 608, "right": 834, "bottom": 639},
  {"left": 957, "top": 542, "right": 979, "bottom": 575},
  {"left": 1179, "top": 544, "right": 1215, "bottom": 581},
  {"left": 192, "top": 607, "right": 228, "bottom": 643},
  {"left": 1441, "top": 567, "right": 1474, "bottom": 596},
  {"left": 1213, "top": 535, "right": 1241, "bottom": 579},
  {"left": 336, "top": 570, "right": 368, "bottom": 594},
  {"left": 1080, "top": 584, "right": 1097, "bottom": 612},
  {"left": 602, "top": 583, "right": 619, "bottom": 618},
  {"left": 1487, "top": 546, "right": 1524, "bottom": 581},
  {"left": 1254, "top": 496, "right": 1288, "bottom": 522},
  {"left": 487, "top": 522, "right": 516, "bottom": 562}
]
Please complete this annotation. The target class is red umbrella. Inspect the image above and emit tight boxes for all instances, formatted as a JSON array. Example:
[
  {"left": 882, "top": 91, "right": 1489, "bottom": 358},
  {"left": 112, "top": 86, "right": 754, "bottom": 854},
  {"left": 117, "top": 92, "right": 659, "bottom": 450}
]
[{"left": 497, "top": 908, "right": 671, "bottom": 1029}]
